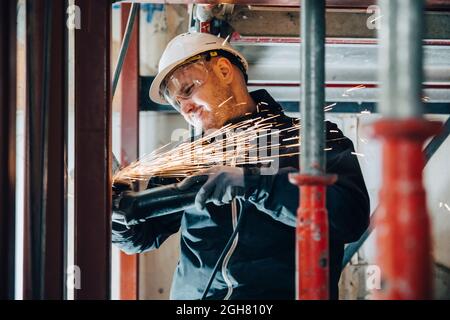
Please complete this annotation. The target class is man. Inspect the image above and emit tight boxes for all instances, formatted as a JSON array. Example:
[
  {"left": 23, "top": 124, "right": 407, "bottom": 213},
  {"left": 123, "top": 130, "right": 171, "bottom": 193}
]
[{"left": 112, "top": 32, "right": 370, "bottom": 300}]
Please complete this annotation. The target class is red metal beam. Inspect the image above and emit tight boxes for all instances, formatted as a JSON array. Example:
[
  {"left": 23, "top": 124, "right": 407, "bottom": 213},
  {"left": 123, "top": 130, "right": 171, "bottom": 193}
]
[
  {"left": 0, "top": 0, "right": 17, "bottom": 300},
  {"left": 44, "top": 0, "right": 68, "bottom": 299},
  {"left": 127, "top": 0, "right": 450, "bottom": 10},
  {"left": 120, "top": 3, "right": 140, "bottom": 300},
  {"left": 23, "top": 0, "right": 67, "bottom": 300},
  {"left": 74, "top": 0, "right": 112, "bottom": 300},
  {"left": 231, "top": 34, "right": 450, "bottom": 46},
  {"left": 24, "top": 0, "right": 46, "bottom": 300}
]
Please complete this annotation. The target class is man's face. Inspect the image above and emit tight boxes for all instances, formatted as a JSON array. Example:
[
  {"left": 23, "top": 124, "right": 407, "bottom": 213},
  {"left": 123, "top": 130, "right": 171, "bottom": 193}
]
[{"left": 163, "top": 59, "right": 235, "bottom": 131}]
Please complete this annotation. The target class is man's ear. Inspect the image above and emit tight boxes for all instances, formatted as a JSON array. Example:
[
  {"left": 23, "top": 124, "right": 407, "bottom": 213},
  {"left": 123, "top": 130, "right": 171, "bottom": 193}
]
[{"left": 213, "top": 57, "right": 234, "bottom": 85}]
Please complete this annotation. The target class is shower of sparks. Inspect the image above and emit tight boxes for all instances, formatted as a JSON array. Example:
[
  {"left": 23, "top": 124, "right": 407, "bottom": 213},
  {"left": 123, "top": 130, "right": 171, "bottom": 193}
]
[
  {"left": 439, "top": 202, "right": 443, "bottom": 208},
  {"left": 369, "top": 15, "right": 383, "bottom": 24},
  {"left": 221, "top": 34, "right": 231, "bottom": 46},
  {"left": 445, "top": 203, "right": 450, "bottom": 212},
  {"left": 347, "top": 84, "right": 366, "bottom": 92},
  {"left": 113, "top": 102, "right": 352, "bottom": 185},
  {"left": 282, "top": 136, "right": 299, "bottom": 142},
  {"left": 217, "top": 96, "right": 234, "bottom": 108},
  {"left": 360, "top": 138, "right": 368, "bottom": 144},
  {"left": 113, "top": 114, "right": 302, "bottom": 184},
  {"left": 342, "top": 84, "right": 366, "bottom": 97},
  {"left": 351, "top": 152, "right": 365, "bottom": 157},
  {"left": 324, "top": 103, "right": 337, "bottom": 112}
]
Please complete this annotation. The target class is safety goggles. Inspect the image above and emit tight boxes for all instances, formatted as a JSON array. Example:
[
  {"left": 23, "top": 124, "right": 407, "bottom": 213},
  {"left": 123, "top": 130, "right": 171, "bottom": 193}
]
[{"left": 161, "top": 57, "right": 211, "bottom": 111}]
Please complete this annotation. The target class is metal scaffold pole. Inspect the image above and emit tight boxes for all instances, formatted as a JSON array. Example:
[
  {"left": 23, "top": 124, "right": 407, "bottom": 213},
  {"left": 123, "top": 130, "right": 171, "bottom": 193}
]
[{"left": 290, "top": 0, "right": 336, "bottom": 300}]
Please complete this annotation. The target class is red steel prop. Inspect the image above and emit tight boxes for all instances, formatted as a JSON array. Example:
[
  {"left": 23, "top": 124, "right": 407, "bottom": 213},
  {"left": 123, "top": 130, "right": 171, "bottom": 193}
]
[
  {"left": 373, "top": 119, "right": 441, "bottom": 300},
  {"left": 290, "top": 175, "right": 337, "bottom": 299}
]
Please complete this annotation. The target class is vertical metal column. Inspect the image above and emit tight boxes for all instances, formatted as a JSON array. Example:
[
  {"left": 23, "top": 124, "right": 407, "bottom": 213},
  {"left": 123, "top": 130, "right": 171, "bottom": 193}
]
[
  {"left": 290, "top": 0, "right": 336, "bottom": 300},
  {"left": 24, "top": 0, "right": 45, "bottom": 299},
  {"left": 374, "top": 0, "right": 441, "bottom": 300},
  {"left": 44, "top": 0, "right": 68, "bottom": 300},
  {"left": 0, "top": 0, "right": 17, "bottom": 300},
  {"left": 119, "top": 3, "right": 140, "bottom": 301},
  {"left": 23, "top": 0, "right": 67, "bottom": 299},
  {"left": 74, "top": 0, "right": 112, "bottom": 300}
]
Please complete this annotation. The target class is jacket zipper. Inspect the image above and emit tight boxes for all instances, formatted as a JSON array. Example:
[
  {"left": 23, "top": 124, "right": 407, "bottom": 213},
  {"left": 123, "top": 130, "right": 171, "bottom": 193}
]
[{"left": 221, "top": 198, "right": 240, "bottom": 300}]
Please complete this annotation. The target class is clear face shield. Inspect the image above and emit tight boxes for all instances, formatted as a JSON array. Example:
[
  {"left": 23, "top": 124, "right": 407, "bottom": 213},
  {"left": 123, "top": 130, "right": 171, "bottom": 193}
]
[{"left": 160, "top": 58, "right": 210, "bottom": 112}]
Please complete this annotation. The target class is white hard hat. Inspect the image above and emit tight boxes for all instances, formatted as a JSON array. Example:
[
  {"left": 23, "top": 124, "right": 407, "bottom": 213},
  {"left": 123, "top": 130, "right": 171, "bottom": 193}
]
[{"left": 149, "top": 32, "right": 249, "bottom": 105}]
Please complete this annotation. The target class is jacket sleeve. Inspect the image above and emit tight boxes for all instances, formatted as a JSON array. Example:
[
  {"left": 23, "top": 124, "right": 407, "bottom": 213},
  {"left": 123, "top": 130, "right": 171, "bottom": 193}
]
[
  {"left": 243, "top": 138, "right": 370, "bottom": 244},
  {"left": 112, "top": 175, "right": 184, "bottom": 254},
  {"left": 112, "top": 212, "right": 182, "bottom": 254}
]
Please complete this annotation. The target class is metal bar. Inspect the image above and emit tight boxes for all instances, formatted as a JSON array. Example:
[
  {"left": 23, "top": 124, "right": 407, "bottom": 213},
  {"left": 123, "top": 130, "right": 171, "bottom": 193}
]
[
  {"left": 289, "top": 0, "right": 337, "bottom": 300},
  {"left": 374, "top": 0, "right": 441, "bottom": 299},
  {"left": 112, "top": 3, "right": 139, "bottom": 98},
  {"left": 300, "top": 0, "right": 326, "bottom": 175},
  {"left": 342, "top": 115, "right": 450, "bottom": 268},
  {"left": 24, "top": 0, "right": 47, "bottom": 300},
  {"left": 119, "top": 2, "right": 140, "bottom": 300},
  {"left": 43, "top": 0, "right": 67, "bottom": 299},
  {"left": 74, "top": 0, "right": 112, "bottom": 300},
  {"left": 23, "top": 0, "right": 67, "bottom": 300},
  {"left": 120, "top": 0, "right": 450, "bottom": 10},
  {"left": 424, "top": 116, "right": 450, "bottom": 164},
  {"left": 0, "top": 0, "right": 17, "bottom": 300},
  {"left": 379, "top": 0, "right": 424, "bottom": 118}
]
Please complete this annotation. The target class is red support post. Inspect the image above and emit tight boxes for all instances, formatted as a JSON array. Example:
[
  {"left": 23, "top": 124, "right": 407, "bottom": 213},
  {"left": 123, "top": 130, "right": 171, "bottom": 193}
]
[
  {"left": 23, "top": 0, "right": 67, "bottom": 300},
  {"left": 74, "top": 0, "right": 112, "bottom": 300},
  {"left": 120, "top": 3, "right": 140, "bottom": 300},
  {"left": 372, "top": 119, "right": 441, "bottom": 300},
  {"left": 290, "top": 175, "right": 337, "bottom": 299}
]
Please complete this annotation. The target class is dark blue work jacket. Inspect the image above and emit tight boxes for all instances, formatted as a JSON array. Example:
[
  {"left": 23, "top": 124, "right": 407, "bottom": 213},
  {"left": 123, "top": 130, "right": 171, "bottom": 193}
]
[{"left": 112, "top": 90, "right": 370, "bottom": 300}]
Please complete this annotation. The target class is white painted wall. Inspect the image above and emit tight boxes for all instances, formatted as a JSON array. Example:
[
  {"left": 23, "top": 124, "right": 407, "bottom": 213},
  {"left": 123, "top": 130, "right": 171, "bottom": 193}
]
[
  {"left": 138, "top": 111, "right": 187, "bottom": 300},
  {"left": 424, "top": 115, "right": 450, "bottom": 268}
]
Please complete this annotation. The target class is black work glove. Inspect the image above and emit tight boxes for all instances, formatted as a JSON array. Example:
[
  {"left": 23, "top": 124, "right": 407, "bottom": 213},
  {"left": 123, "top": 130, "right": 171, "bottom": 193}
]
[
  {"left": 112, "top": 180, "right": 132, "bottom": 228},
  {"left": 183, "top": 166, "right": 246, "bottom": 211}
]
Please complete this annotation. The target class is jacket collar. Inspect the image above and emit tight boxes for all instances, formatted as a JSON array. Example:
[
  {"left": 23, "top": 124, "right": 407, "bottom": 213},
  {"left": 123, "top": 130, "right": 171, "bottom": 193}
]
[{"left": 225, "top": 89, "right": 286, "bottom": 126}]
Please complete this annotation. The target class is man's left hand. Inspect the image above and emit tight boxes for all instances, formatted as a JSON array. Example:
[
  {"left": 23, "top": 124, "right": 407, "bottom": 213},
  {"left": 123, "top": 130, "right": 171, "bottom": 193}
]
[{"left": 190, "top": 166, "right": 245, "bottom": 211}]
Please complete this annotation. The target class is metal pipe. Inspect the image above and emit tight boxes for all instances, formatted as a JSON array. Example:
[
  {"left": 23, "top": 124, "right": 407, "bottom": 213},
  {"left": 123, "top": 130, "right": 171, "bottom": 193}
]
[
  {"left": 374, "top": 0, "right": 442, "bottom": 299},
  {"left": 112, "top": 3, "right": 139, "bottom": 98},
  {"left": 119, "top": 2, "right": 140, "bottom": 301},
  {"left": 378, "top": 0, "right": 424, "bottom": 118},
  {"left": 289, "top": 0, "right": 336, "bottom": 300},
  {"left": 300, "top": 0, "right": 325, "bottom": 174}
]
